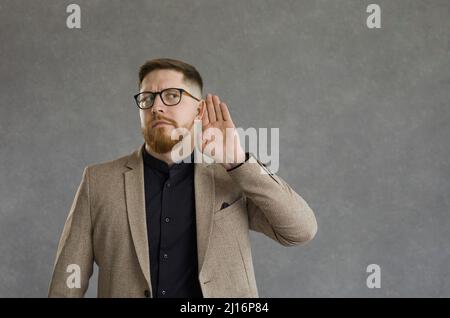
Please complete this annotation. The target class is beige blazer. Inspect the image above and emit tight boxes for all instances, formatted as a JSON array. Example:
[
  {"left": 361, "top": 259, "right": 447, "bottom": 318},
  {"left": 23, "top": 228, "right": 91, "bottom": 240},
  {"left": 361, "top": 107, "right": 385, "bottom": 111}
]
[{"left": 48, "top": 144, "right": 317, "bottom": 298}]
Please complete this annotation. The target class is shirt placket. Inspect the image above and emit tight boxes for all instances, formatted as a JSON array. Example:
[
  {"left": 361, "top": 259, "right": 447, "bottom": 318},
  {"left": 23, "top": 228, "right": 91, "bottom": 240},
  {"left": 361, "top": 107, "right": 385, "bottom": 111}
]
[{"left": 157, "top": 169, "right": 177, "bottom": 297}]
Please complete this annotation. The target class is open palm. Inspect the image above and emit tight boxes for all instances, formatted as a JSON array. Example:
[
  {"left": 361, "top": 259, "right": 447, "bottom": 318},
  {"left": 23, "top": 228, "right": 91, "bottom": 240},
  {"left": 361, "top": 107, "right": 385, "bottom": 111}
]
[{"left": 199, "top": 94, "right": 245, "bottom": 168}]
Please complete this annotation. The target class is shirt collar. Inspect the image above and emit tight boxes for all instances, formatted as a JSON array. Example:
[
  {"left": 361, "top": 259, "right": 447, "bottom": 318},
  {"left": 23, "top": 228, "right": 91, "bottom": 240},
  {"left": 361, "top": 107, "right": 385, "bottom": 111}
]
[{"left": 142, "top": 145, "right": 194, "bottom": 175}]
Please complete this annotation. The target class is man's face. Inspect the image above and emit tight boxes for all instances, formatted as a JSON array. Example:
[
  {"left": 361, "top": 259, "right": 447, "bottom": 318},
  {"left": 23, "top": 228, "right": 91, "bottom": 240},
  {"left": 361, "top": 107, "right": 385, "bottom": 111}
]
[{"left": 139, "top": 69, "right": 203, "bottom": 154}]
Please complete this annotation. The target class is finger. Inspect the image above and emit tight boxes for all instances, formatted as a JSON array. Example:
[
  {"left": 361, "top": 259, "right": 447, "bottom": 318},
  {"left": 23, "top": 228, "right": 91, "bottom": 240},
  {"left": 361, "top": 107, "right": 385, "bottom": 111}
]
[
  {"left": 220, "top": 102, "right": 232, "bottom": 122},
  {"left": 212, "top": 95, "right": 223, "bottom": 121},
  {"left": 206, "top": 94, "right": 216, "bottom": 123}
]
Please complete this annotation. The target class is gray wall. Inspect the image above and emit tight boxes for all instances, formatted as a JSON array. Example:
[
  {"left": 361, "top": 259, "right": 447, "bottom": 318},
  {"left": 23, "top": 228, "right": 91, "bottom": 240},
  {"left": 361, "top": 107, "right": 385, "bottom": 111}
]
[{"left": 0, "top": 0, "right": 449, "bottom": 297}]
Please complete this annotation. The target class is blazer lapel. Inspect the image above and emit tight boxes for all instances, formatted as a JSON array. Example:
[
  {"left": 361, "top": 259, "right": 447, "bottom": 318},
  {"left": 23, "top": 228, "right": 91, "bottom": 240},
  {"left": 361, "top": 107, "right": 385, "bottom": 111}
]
[
  {"left": 124, "top": 144, "right": 151, "bottom": 287},
  {"left": 123, "top": 144, "right": 215, "bottom": 287},
  {"left": 194, "top": 152, "right": 215, "bottom": 275}
]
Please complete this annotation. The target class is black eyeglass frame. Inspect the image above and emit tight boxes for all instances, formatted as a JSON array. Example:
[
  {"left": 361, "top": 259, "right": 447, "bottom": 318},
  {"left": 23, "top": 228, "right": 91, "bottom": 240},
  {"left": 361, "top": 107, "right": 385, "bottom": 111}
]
[{"left": 133, "top": 88, "right": 201, "bottom": 109}]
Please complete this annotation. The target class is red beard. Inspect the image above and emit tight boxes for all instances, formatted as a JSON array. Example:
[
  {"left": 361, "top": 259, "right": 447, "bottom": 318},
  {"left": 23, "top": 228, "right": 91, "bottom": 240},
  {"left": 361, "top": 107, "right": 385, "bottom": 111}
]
[{"left": 141, "top": 115, "right": 193, "bottom": 154}]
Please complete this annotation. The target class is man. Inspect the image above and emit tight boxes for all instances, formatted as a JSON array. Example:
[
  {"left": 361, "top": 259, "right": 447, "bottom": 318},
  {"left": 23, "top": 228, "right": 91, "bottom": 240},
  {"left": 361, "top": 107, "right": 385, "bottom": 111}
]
[{"left": 48, "top": 58, "right": 318, "bottom": 298}]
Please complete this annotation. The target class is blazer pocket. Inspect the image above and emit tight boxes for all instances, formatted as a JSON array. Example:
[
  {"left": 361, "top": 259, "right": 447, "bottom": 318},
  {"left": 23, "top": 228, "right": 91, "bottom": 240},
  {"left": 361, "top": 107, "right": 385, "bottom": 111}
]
[{"left": 214, "top": 196, "right": 245, "bottom": 220}]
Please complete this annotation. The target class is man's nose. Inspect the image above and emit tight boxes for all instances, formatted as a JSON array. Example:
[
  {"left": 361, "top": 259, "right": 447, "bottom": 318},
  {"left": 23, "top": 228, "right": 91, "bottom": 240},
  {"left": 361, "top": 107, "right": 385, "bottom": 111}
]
[{"left": 151, "top": 94, "right": 166, "bottom": 113}]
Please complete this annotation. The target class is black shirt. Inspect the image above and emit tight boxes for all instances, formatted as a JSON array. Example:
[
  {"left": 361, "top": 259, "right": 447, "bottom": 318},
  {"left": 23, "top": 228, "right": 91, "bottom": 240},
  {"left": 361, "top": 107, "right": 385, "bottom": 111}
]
[{"left": 142, "top": 146, "right": 203, "bottom": 298}]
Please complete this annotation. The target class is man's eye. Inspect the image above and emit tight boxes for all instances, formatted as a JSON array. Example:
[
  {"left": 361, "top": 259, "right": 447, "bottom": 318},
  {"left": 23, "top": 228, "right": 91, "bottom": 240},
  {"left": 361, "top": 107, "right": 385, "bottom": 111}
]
[{"left": 165, "top": 93, "right": 178, "bottom": 99}]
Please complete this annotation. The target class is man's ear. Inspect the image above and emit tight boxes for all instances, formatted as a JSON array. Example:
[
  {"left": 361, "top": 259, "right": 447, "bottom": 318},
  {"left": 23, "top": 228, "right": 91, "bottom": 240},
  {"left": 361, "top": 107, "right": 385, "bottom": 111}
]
[{"left": 197, "top": 100, "right": 206, "bottom": 119}]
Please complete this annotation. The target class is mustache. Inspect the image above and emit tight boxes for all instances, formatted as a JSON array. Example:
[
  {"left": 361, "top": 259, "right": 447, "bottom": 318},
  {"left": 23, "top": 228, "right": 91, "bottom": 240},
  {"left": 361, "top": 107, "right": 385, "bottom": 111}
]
[{"left": 148, "top": 114, "right": 177, "bottom": 127}]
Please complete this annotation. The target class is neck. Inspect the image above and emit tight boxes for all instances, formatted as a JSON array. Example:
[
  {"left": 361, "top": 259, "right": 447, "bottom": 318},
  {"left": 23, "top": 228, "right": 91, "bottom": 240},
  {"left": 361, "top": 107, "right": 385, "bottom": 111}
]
[{"left": 144, "top": 144, "right": 171, "bottom": 167}]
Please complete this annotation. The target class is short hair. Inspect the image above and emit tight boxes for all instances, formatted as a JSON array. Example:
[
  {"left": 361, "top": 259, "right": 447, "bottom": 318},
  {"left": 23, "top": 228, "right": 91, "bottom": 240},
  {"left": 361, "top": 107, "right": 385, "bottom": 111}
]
[{"left": 138, "top": 58, "right": 203, "bottom": 95}]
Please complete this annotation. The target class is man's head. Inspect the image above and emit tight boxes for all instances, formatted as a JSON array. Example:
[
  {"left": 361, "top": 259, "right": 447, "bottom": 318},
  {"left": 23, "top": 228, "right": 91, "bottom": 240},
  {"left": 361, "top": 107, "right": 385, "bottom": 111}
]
[{"left": 137, "top": 58, "right": 205, "bottom": 154}]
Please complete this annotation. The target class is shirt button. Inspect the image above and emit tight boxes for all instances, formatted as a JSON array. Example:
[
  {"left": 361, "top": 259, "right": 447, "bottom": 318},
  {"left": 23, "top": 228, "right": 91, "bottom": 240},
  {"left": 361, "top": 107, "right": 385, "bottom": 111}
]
[
  {"left": 163, "top": 253, "right": 168, "bottom": 259},
  {"left": 165, "top": 217, "right": 171, "bottom": 223},
  {"left": 144, "top": 289, "right": 150, "bottom": 298},
  {"left": 166, "top": 183, "right": 171, "bottom": 188},
  {"left": 161, "top": 290, "right": 166, "bottom": 296}
]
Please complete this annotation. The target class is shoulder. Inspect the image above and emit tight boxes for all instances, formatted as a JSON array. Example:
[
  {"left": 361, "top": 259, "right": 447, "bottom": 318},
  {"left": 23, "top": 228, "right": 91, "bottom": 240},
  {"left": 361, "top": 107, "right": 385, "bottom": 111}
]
[{"left": 84, "top": 147, "right": 140, "bottom": 179}]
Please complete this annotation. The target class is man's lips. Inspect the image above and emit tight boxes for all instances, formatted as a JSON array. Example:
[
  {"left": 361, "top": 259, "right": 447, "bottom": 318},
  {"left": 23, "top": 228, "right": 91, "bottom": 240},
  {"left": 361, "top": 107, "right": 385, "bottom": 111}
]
[{"left": 152, "top": 121, "right": 172, "bottom": 128}]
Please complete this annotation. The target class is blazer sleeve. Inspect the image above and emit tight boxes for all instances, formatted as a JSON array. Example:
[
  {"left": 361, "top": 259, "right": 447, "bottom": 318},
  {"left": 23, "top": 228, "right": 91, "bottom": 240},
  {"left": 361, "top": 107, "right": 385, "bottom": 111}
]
[
  {"left": 227, "top": 154, "right": 318, "bottom": 246},
  {"left": 48, "top": 166, "right": 94, "bottom": 297}
]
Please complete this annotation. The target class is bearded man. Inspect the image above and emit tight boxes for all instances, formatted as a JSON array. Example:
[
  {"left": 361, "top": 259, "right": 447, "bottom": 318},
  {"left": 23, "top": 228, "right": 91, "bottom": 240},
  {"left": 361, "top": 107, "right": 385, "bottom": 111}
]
[{"left": 48, "top": 58, "right": 317, "bottom": 298}]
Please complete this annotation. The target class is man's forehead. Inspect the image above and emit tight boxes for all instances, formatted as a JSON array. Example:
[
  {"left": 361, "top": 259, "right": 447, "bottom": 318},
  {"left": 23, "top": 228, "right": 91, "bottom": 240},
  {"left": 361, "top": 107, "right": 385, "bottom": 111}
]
[{"left": 140, "top": 69, "right": 188, "bottom": 91}]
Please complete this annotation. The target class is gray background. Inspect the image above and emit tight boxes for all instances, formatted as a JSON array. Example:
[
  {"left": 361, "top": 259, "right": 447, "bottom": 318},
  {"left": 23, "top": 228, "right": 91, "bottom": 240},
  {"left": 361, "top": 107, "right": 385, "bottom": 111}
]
[{"left": 0, "top": 0, "right": 449, "bottom": 297}]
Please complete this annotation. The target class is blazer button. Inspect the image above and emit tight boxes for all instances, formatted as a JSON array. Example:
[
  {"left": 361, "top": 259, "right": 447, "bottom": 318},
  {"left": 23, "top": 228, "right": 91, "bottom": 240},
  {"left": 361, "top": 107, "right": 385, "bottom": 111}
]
[{"left": 144, "top": 289, "right": 150, "bottom": 298}]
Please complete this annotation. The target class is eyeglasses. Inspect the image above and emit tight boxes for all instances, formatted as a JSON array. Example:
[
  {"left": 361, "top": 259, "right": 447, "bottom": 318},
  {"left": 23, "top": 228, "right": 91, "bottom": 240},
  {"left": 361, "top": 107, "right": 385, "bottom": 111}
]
[{"left": 134, "top": 88, "right": 201, "bottom": 109}]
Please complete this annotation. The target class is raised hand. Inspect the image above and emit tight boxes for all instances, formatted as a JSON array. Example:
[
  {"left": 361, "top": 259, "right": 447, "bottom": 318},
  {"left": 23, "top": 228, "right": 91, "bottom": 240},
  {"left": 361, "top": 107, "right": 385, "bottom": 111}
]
[{"left": 199, "top": 94, "right": 246, "bottom": 170}]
